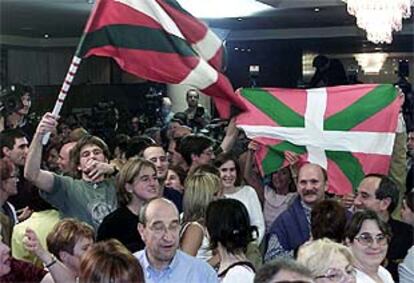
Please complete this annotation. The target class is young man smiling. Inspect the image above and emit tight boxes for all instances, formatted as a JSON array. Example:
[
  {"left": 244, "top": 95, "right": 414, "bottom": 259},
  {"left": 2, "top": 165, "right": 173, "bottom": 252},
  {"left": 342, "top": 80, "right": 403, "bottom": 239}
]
[{"left": 24, "top": 113, "right": 118, "bottom": 230}]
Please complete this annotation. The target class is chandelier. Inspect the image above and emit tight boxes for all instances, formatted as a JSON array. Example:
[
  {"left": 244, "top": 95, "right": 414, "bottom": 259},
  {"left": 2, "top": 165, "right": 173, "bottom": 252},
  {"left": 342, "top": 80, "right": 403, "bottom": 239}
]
[{"left": 342, "top": 0, "right": 414, "bottom": 44}]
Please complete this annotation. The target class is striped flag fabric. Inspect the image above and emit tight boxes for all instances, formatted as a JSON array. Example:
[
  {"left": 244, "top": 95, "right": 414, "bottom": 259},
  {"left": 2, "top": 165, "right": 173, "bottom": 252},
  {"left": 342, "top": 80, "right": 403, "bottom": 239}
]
[
  {"left": 236, "top": 84, "right": 401, "bottom": 195},
  {"left": 78, "top": 0, "right": 246, "bottom": 117}
]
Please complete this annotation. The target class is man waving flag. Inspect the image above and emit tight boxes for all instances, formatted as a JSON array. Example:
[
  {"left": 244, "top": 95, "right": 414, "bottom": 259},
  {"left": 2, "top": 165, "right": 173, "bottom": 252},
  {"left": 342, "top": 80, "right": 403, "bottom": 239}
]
[
  {"left": 236, "top": 84, "right": 401, "bottom": 195},
  {"left": 78, "top": 0, "right": 246, "bottom": 117}
]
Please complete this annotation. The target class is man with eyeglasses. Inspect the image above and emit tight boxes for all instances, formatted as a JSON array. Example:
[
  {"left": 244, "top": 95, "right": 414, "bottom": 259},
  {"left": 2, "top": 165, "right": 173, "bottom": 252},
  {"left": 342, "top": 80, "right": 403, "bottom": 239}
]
[
  {"left": 353, "top": 174, "right": 414, "bottom": 281},
  {"left": 178, "top": 134, "right": 216, "bottom": 174},
  {"left": 135, "top": 198, "right": 218, "bottom": 283}
]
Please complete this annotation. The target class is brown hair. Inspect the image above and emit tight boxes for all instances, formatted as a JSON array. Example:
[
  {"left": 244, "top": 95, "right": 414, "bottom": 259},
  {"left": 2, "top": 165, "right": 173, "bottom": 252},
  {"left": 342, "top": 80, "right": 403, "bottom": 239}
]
[
  {"left": 46, "top": 219, "right": 95, "bottom": 260},
  {"left": 70, "top": 135, "right": 111, "bottom": 178},
  {"left": 116, "top": 157, "right": 157, "bottom": 206},
  {"left": 0, "top": 158, "right": 15, "bottom": 181},
  {"left": 311, "top": 200, "right": 348, "bottom": 243},
  {"left": 213, "top": 152, "right": 242, "bottom": 186},
  {"left": 344, "top": 209, "right": 392, "bottom": 242},
  {"left": 79, "top": 239, "right": 144, "bottom": 283}
]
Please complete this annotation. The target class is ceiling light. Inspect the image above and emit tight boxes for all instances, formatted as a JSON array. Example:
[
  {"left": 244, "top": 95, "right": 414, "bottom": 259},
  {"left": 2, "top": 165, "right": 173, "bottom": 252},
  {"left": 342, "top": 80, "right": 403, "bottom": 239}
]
[
  {"left": 44, "top": 34, "right": 49, "bottom": 38},
  {"left": 314, "top": 8, "right": 320, "bottom": 12},
  {"left": 177, "top": 0, "right": 273, "bottom": 18},
  {"left": 342, "top": 0, "right": 414, "bottom": 44}
]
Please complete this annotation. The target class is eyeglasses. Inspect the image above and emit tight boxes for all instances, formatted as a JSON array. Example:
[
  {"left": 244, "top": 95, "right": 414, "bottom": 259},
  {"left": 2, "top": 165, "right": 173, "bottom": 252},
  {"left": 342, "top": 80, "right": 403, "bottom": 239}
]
[
  {"left": 149, "top": 222, "right": 180, "bottom": 236},
  {"left": 315, "top": 266, "right": 356, "bottom": 282},
  {"left": 354, "top": 232, "right": 389, "bottom": 247}
]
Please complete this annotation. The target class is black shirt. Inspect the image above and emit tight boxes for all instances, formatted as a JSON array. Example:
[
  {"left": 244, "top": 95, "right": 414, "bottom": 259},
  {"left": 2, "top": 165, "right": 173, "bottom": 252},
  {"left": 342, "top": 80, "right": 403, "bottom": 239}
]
[
  {"left": 97, "top": 206, "right": 145, "bottom": 253},
  {"left": 386, "top": 217, "right": 414, "bottom": 282}
]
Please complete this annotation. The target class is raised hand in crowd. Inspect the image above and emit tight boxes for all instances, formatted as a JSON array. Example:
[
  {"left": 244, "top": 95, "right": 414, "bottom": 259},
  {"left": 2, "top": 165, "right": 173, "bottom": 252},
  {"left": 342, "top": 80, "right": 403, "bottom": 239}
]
[
  {"left": 35, "top": 112, "right": 59, "bottom": 137},
  {"left": 24, "top": 113, "right": 59, "bottom": 192},
  {"left": 82, "top": 157, "right": 116, "bottom": 182},
  {"left": 340, "top": 193, "right": 356, "bottom": 209},
  {"left": 284, "top": 151, "right": 299, "bottom": 167},
  {"left": 220, "top": 118, "right": 239, "bottom": 153},
  {"left": 23, "top": 227, "right": 75, "bottom": 283},
  {"left": 242, "top": 140, "right": 264, "bottom": 204}
]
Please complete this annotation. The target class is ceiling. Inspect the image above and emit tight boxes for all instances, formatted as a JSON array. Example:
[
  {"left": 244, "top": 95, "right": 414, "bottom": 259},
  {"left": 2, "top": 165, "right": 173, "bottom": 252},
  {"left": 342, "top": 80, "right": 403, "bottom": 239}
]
[{"left": 0, "top": 0, "right": 413, "bottom": 52}]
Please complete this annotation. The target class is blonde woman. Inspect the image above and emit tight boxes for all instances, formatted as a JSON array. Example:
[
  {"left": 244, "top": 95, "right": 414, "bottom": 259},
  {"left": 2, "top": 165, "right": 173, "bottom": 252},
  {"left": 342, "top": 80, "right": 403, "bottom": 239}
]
[
  {"left": 97, "top": 158, "right": 160, "bottom": 252},
  {"left": 180, "top": 172, "right": 220, "bottom": 262},
  {"left": 297, "top": 238, "right": 356, "bottom": 283}
]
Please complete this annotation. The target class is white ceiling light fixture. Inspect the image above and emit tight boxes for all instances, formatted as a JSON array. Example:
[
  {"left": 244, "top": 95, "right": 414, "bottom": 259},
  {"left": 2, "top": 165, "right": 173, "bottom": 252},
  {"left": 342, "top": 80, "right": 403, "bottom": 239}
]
[
  {"left": 177, "top": 0, "right": 273, "bottom": 19},
  {"left": 342, "top": 0, "right": 414, "bottom": 44},
  {"left": 354, "top": 53, "right": 388, "bottom": 74}
]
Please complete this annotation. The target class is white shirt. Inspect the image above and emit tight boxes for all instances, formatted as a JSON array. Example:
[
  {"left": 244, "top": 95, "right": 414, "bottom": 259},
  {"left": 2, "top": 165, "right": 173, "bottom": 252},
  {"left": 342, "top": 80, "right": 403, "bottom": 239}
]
[
  {"left": 220, "top": 265, "right": 255, "bottom": 283},
  {"left": 224, "top": 185, "right": 265, "bottom": 244},
  {"left": 355, "top": 266, "right": 394, "bottom": 283}
]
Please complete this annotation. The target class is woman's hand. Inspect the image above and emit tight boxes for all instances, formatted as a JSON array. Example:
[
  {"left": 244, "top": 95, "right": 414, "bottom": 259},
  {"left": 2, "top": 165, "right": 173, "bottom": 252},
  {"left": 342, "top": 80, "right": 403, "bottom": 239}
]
[{"left": 23, "top": 228, "right": 50, "bottom": 262}]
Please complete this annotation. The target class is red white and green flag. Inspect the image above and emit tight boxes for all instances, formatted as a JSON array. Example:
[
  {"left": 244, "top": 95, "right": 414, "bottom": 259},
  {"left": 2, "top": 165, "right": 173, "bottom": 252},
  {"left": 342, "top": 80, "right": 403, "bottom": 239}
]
[
  {"left": 236, "top": 84, "right": 401, "bottom": 195},
  {"left": 77, "top": 0, "right": 246, "bottom": 117}
]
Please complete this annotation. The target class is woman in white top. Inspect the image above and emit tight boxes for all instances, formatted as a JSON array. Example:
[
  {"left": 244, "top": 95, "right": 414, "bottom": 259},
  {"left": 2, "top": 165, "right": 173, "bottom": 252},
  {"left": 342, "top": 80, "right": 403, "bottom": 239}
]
[
  {"left": 179, "top": 172, "right": 220, "bottom": 263},
  {"left": 345, "top": 210, "right": 394, "bottom": 283},
  {"left": 206, "top": 198, "right": 257, "bottom": 283},
  {"left": 263, "top": 167, "right": 297, "bottom": 231},
  {"left": 214, "top": 152, "right": 265, "bottom": 244}
]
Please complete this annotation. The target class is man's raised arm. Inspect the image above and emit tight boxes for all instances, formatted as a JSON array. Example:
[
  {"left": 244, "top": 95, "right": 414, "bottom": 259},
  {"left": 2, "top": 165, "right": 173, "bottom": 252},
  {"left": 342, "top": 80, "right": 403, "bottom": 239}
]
[{"left": 24, "top": 113, "right": 58, "bottom": 193}]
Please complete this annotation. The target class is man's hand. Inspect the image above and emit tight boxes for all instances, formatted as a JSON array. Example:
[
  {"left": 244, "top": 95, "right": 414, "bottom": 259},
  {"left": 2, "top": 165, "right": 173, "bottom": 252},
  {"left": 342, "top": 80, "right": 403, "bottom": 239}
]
[
  {"left": 35, "top": 112, "right": 58, "bottom": 137},
  {"left": 17, "top": 206, "right": 33, "bottom": 222},
  {"left": 340, "top": 193, "right": 356, "bottom": 209},
  {"left": 84, "top": 159, "right": 115, "bottom": 182}
]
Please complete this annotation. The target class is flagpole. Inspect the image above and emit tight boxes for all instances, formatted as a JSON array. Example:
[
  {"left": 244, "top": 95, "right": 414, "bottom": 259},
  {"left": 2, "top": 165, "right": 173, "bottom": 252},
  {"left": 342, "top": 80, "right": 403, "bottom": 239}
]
[{"left": 42, "top": 34, "right": 86, "bottom": 145}]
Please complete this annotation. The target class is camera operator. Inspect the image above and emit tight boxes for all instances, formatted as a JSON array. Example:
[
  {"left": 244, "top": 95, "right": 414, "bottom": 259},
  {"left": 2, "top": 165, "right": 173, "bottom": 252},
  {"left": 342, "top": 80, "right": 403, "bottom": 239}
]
[
  {"left": 184, "top": 89, "right": 210, "bottom": 131},
  {"left": 0, "top": 84, "right": 35, "bottom": 138},
  {"left": 309, "top": 55, "right": 348, "bottom": 88}
]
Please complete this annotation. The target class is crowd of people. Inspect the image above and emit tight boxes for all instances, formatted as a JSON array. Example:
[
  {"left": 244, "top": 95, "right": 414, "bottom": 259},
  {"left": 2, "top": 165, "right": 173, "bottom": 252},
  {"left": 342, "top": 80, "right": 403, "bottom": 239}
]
[{"left": 0, "top": 63, "right": 414, "bottom": 283}]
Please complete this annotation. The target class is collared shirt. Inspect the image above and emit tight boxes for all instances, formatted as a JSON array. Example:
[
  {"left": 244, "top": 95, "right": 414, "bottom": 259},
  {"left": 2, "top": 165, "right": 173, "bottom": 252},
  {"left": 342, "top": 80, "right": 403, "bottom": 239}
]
[{"left": 134, "top": 249, "right": 218, "bottom": 283}]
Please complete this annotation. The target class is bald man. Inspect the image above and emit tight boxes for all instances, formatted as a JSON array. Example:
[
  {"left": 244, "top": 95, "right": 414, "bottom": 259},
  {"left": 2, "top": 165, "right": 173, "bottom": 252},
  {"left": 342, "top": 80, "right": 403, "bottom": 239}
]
[
  {"left": 135, "top": 198, "right": 217, "bottom": 283},
  {"left": 265, "top": 163, "right": 328, "bottom": 262}
]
